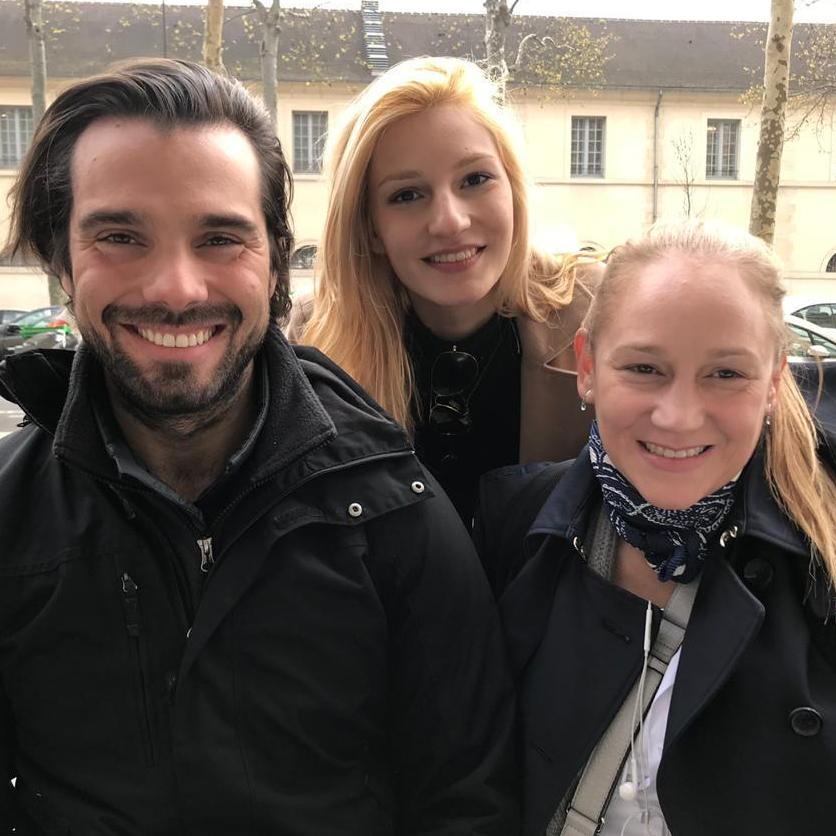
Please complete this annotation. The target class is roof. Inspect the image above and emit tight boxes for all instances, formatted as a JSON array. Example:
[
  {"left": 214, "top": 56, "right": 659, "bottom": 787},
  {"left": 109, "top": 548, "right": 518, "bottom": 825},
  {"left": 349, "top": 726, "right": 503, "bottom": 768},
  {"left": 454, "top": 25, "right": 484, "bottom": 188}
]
[{"left": 0, "top": 2, "right": 832, "bottom": 93}]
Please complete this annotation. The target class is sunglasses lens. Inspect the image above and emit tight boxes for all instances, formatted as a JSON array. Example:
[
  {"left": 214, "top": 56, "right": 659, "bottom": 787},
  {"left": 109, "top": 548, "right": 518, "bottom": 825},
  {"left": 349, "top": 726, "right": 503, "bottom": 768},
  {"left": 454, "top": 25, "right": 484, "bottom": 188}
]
[
  {"left": 431, "top": 351, "right": 479, "bottom": 397},
  {"left": 429, "top": 401, "right": 472, "bottom": 436}
]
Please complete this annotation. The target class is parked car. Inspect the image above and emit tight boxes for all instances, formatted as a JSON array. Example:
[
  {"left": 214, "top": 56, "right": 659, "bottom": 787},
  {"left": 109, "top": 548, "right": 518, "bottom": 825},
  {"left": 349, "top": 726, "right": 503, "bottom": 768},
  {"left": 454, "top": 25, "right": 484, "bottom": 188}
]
[
  {"left": 0, "top": 306, "right": 64, "bottom": 358},
  {"left": 0, "top": 310, "right": 25, "bottom": 325},
  {"left": 783, "top": 297, "right": 836, "bottom": 340},
  {"left": 785, "top": 313, "right": 836, "bottom": 361},
  {"left": 7, "top": 307, "right": 79, "bottom": 356}
]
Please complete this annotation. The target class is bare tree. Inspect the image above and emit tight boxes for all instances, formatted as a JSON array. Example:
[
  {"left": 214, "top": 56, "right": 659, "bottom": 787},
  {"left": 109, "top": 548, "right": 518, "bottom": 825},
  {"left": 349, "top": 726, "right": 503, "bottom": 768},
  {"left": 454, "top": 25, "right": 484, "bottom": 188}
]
[
  {"left": 483, "top": 0, "right": 610, "bottom": 103},
  {"left": 24, "top": 0, "right": 64, "bottom": 304},
  {"left": 671, "top": 131, "right": 697, "bottom": 218},
  {"left": 749, "top": 0, "right": 794, "bottom": 244},
  {"left": 203, "top": 0, "right": 225, "bottom": 71},
  {"left": 252, "top": 0, "right": 281, "bottom": 129},
  {"left": 23, "top": 0, "right": 46, "bottom": 124}
]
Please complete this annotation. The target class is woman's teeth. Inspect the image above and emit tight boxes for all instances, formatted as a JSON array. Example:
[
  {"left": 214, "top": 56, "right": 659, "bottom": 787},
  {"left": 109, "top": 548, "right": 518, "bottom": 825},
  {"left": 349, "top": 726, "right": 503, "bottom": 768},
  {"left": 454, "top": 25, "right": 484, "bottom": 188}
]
[
  {"left": 137, "top": 327, "right": 215, "bottom": 348},
  {"left": 428, "top": 247, "right": 479, "bottom": 263},
  {"left": 643, "top": 441, "right": 708, "bottom": 459}
]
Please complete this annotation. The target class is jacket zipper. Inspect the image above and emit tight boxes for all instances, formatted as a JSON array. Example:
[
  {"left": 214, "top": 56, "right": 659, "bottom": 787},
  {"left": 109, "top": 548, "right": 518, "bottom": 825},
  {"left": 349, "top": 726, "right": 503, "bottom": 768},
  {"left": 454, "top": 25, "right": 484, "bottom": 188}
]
[
  {"left": 197, "top": 537, "right": 214, "bottom": 573},
  {"left": 120, "top": 571, "right": 157, "bottom": 767}
]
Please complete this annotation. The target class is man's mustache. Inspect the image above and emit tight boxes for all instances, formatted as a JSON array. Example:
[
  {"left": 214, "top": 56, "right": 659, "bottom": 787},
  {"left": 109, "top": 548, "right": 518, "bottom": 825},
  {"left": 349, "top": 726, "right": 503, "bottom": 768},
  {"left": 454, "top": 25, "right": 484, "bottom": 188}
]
[{"left": 101, "top": 303, "right": 243, "bottom": 328}]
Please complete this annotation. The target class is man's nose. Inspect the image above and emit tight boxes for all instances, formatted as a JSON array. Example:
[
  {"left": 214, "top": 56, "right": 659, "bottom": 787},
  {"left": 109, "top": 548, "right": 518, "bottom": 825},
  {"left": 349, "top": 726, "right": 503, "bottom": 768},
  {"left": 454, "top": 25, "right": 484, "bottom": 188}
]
[
  {"left": 140, "top": 248, "right": 210, "bottom": 309},
  {"left": 427, "top": 191, "right": 470, "bottom": 239}
]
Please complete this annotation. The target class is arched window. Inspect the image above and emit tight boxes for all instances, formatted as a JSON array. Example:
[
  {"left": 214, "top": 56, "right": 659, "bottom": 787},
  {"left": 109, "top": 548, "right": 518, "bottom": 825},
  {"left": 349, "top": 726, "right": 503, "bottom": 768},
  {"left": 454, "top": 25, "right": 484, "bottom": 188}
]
[
  {"left": 290, "top": 245, "right": 317, "bottom": 271},
  {"left": 826, "top": 252, "right": 836, "bottom": 273}
]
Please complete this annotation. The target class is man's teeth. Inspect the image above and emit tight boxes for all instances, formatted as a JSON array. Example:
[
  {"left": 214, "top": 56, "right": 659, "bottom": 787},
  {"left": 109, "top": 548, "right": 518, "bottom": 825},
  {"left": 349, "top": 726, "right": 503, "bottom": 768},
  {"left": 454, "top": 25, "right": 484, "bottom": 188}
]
[
  {"left": 644, "top": 442, "right": 707, "bottom": 459},
  {"left": 429, "top": 247, "right": 479, "bottom": 263},
  {"left": 137, "top": 327, "right": 215, "bottom": 348}
]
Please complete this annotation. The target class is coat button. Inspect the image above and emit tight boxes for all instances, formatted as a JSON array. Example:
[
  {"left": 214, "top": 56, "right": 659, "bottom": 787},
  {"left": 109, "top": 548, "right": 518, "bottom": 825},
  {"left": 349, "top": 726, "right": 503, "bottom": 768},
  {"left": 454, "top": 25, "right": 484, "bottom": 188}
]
[
  {"left": 789, "top": 706, "right": 822, "bottom": 737},
  {"left": 348, "top": 502, "right": 363, "bottom": 518},
  {"left": 741, "top": 558, "right": 774, "bottom": 592},
  {"left": 410, "top": 481, "right": 425, "bottom": 494}
]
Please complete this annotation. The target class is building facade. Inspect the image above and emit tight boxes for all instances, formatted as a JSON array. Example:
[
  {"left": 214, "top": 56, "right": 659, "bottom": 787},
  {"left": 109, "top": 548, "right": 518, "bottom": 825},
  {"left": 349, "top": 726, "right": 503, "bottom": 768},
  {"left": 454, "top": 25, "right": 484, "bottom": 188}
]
[{"left": 1, "top": 2, "right": 834, "bottom": 307}]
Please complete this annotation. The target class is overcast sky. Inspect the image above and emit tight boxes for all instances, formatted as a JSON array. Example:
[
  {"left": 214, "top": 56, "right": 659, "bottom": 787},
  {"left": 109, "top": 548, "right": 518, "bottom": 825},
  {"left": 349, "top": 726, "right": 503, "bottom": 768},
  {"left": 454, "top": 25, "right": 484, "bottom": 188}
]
[{"left": 57, "top": 0, "right": 836, "bottom": 21}]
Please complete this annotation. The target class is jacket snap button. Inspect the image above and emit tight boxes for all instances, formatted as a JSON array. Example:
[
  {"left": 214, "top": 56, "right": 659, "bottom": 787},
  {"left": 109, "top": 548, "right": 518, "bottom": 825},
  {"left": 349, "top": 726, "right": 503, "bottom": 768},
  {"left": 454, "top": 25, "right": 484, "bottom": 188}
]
[
  {"left": 741, "top": 558, "right": 774, "bottom": 592},
  {"left": 789, "top": 706, "right": 822, "bottom": 737},
  {"left": 411, "top": 481, "right": 425, "bottom": 494},
  {"left": 348, "top": 502, "right": 363, "bottom": 518}
]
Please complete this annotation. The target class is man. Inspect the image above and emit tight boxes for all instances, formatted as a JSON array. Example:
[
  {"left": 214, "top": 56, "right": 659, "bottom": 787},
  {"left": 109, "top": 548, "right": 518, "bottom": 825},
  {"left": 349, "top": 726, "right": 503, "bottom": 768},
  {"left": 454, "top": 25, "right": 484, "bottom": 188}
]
[{"left": 0, "top": 60, "right": 516, "bottom": 835}]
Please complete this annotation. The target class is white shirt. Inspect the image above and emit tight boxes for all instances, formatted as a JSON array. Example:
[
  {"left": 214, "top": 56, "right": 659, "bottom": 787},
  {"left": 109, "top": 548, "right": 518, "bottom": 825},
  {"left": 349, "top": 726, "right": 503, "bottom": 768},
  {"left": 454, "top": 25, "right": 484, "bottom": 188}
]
[{"left": 599, "top": 649, "right": 681, "bottom": 836}]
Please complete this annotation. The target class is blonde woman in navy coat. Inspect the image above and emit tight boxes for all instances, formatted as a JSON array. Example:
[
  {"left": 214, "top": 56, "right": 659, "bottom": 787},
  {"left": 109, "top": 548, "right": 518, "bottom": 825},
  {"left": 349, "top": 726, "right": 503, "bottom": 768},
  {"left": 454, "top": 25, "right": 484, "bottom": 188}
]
[{"left": 479, "top": 221, "right": 836, "bottom": 836}]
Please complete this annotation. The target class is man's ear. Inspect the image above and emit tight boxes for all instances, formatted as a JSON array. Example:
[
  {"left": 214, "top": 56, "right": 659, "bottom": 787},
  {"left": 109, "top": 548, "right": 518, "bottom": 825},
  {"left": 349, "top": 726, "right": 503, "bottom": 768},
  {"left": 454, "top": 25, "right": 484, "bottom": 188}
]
[
  {"left": 574, "top": 328, "right": 595, "bottom": 401},
  {"left": 58, "top": 271, "right": 74, "bottom": 301}
]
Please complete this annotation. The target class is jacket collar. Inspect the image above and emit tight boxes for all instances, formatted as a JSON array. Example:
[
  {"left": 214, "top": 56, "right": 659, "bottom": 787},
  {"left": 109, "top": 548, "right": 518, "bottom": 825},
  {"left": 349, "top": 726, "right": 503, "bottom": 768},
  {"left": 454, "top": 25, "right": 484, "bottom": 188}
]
[{"left": 529, "top": 443, "right": 811, "bottom": 559}]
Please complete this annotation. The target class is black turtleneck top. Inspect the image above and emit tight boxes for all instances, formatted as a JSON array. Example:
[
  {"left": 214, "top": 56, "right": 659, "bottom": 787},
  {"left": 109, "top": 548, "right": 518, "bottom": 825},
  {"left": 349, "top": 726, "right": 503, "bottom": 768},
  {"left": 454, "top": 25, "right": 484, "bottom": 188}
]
[{"left": 406, "top": 311, "right": 522, "bottom": 528}]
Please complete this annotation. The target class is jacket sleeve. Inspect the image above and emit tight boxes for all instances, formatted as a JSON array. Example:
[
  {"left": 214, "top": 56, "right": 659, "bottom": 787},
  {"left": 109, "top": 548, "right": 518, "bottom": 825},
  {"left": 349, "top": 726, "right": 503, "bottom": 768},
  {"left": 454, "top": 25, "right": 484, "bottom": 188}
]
[{"left": 365, "top": 477, "right": 519, "bottom": 836}]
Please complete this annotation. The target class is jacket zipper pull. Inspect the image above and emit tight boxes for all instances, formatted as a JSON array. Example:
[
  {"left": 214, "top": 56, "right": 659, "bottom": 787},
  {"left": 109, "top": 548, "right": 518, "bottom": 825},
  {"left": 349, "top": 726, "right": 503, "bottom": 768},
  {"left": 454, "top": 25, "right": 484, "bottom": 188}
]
[
  {"left": 197, "top": 537, "right": 214, "bottom": 573},
  {"left": 121, "top": 572, "right": 141, "bottom": 637}
]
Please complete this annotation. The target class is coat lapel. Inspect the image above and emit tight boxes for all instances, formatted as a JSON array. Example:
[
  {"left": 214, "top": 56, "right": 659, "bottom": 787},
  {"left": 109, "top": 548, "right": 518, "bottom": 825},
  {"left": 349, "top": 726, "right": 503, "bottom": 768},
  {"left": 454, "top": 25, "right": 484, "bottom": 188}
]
[{"left": 664, "top": 556, "right": 764, "bottom": 748}]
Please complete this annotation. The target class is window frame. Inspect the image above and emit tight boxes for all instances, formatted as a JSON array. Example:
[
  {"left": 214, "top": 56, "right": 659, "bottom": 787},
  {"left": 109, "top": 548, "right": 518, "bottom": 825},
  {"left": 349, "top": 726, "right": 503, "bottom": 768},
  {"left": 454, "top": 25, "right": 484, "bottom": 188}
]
[
  {"left": 292, "top": 110, "right": 328, "bottom": 175},
  {"left": 705, "top": 118, "right": 741, "bottom": 180},
  {"left": 0, "top": 105, "right": 34, "bottom": 169},
  {"left": 570, "top": 116, "right": 606, "bottom": 178}
]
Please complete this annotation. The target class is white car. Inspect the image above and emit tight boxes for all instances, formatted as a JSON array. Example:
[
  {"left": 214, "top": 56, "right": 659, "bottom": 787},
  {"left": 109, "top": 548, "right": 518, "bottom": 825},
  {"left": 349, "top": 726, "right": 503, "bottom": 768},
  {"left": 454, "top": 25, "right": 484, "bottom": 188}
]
[
  {"left": 785, "top": 314, "right": 836, "bottom": 362},
  {"left": 783, "top": 297, "right": 836, "bottom": 340}
]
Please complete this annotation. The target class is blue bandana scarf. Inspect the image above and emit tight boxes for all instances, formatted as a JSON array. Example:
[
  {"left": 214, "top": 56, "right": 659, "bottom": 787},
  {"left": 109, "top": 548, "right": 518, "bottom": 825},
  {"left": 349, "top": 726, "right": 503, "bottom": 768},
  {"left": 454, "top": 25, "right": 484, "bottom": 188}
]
[{"left": 588, "top": 421, "right": 737, "bottom": 583}]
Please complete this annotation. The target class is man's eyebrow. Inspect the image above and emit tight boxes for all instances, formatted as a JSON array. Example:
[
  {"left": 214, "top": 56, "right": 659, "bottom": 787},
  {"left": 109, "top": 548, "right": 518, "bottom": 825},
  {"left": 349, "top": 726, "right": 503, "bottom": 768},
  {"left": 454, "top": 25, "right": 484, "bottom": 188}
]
[
  {"left": 77, "top": 210, "right": 143, "bottom": 232},
  {"left": 199, "top": 214, "right": 261, "bottom": 235}
]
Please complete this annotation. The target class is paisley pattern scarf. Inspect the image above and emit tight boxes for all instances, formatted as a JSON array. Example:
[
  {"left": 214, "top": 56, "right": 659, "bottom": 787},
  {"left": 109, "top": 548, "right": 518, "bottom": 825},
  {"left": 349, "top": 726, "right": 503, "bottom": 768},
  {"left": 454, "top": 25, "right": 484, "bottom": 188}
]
[{"left": 588, "top": 421, "right": 737, "bottom": 583}]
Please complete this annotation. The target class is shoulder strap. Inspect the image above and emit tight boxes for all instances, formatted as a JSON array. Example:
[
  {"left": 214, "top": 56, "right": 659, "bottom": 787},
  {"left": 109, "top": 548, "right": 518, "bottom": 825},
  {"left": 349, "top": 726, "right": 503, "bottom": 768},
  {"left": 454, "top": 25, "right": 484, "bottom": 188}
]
[{"left": 557, "top": 578, "right": 701, "bottom": 836}]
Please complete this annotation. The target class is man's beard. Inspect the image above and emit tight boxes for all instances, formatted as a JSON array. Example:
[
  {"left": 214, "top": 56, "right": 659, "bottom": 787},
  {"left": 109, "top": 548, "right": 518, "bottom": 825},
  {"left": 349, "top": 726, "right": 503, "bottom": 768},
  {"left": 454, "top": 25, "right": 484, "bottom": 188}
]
[{"left": 80, "top": 303, "right": 268, "bottom": 434}]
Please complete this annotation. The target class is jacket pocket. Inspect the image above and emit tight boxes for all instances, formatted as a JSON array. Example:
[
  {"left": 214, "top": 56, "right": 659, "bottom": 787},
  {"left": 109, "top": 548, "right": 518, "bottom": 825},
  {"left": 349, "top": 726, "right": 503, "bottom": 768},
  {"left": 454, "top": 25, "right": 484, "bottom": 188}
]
[
  {"left": 14, "top": 779, "right": 72, "bottom": 836},
  {"left": 119, "top": 571, "right": 158, "bottom": 767}
]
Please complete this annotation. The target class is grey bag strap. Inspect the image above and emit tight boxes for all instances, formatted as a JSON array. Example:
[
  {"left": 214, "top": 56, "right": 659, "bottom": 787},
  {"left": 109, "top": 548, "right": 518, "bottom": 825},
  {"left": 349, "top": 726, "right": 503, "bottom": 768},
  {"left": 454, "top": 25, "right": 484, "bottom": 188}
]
[{"left": 558, "top": 577, "right": 700, "bottom": 836}]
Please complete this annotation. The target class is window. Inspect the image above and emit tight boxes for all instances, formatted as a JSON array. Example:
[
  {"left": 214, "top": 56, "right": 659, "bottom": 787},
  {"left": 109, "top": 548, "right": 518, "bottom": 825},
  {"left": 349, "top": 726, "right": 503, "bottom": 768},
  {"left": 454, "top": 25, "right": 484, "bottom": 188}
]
[
  {"left": 706, "top": 119, "right": 740, "bottom": 179},
  {"left": 787, "top": 323, "right": 836, "bottom": 359},
  {"left": 826, "top": 253, "right": 836, "bottom": 273},
  {"left": 571, "top": 116, "right": 605, "bottom": 177},
  {"left": 790, "top": 303, "right": 836, "bottom": 331},
  {"left": 292, "top": 111, "right": 328, "bottom": 174},
  {"left": 0, "top": 106, "right": 34, "bottom": 168},
  {"left": 290, "top": 245, "right": 317, "bottom": 271}
]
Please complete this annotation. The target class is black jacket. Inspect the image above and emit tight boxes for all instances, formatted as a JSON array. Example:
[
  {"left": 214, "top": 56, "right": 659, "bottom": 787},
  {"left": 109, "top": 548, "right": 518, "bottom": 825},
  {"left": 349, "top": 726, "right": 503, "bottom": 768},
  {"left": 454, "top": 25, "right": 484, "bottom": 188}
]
[
  {"left": 478, "top": 447, "right": 836, "bottom": 836},
  {"left": 0, "top": 330, "right": 517, "bottom": 836}
]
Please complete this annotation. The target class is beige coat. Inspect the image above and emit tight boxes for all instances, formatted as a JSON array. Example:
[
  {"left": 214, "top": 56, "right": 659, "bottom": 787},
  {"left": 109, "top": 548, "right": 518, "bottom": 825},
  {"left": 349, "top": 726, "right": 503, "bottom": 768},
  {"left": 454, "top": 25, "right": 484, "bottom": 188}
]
[{"left": 287, "top": 267, "right": 599, "bottom": 466}]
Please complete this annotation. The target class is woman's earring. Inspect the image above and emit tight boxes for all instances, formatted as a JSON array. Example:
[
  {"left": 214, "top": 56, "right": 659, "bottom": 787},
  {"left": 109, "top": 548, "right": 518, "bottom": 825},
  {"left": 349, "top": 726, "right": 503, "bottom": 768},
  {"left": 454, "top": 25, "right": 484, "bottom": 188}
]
[
  {"left": 765, "top": 404, "right": 773, "bottom": 429},
  {"left": 580, "top": 389, "right": 592, "bottom": 413}
]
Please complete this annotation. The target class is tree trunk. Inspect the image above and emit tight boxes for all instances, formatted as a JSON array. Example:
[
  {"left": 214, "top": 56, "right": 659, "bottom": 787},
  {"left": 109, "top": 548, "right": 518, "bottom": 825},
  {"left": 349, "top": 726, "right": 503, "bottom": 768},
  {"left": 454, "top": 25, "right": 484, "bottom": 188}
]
[
  {"left": 24, "top": 0, "right": 62, "bottom": 303},
  {"left": 23, "top": 0, "right": 46, "bottom": 123},
  {"left": 484, "top": 0, "right": 511, "bottom": 103},
  {"left": 254, "top": 0, "right": 281, "bottom": 130},
  {"left": 749, "top": 0, "right": 794, "bottom": 245},
  {"left": 203, "top": 0, "right": 225, "bottom": 71}
]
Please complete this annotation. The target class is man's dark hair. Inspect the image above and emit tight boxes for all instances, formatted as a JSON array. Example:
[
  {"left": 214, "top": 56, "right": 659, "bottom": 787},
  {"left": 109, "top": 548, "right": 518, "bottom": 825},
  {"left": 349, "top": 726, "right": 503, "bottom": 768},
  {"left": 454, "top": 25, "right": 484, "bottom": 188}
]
[{"left": 5, "top": 58, "right": 294, "bottom": 321}]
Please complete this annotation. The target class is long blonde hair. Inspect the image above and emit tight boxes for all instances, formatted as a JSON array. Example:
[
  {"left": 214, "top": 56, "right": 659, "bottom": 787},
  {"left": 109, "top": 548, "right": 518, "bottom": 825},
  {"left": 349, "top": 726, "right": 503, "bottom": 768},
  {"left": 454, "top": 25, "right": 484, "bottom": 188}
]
[
  {"left": 584, "top": 220, "right": 836, "bottom": 587},
  {"left": 302, "top": 56, "right": 583, "bottom": 429}
]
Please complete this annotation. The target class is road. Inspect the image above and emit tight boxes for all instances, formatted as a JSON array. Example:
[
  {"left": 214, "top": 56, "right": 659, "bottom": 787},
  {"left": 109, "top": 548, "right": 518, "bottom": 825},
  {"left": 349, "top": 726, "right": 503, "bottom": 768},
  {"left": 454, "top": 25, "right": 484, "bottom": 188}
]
[{"left": 0, "top": 396, "right": 23, "bottom": 440}]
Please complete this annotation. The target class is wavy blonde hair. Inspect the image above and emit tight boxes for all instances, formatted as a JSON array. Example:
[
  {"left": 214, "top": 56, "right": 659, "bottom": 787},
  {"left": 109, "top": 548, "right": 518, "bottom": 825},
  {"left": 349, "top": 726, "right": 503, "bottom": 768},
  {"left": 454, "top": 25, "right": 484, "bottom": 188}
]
[
  {"left": 584, "top": 220, "right": 836, "bottom": 587},
  {"left": 301, "top": 56, "right": 587, "bottom": 429}
]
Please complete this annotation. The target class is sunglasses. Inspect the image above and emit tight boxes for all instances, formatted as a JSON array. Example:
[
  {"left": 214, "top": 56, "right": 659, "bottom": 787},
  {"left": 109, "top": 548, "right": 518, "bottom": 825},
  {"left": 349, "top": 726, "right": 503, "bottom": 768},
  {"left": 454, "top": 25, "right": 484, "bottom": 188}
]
[{"left": 428, "top": 349, "right": 479, "bottom": 436}]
